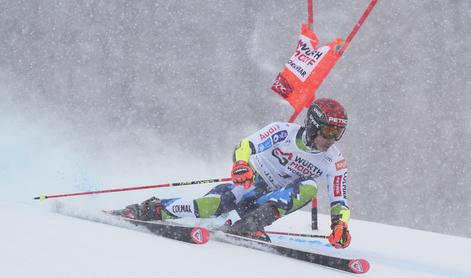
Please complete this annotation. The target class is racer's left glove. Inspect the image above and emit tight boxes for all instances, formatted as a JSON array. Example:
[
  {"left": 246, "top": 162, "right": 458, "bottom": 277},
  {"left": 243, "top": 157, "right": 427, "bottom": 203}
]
[{"left": 328, "top": 220, "right": 351, "bottom": 249}]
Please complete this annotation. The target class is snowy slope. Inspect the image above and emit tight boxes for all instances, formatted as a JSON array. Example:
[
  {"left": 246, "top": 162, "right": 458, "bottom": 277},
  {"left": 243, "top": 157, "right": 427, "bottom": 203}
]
[{"left": 1, "top": 200, "right": 470, "bottom": 278}]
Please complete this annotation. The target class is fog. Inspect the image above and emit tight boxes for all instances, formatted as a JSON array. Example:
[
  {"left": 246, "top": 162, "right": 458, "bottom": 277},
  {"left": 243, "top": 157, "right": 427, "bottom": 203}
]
[{"left": 1, "top": 1, "right": 470, "bottom": 237}]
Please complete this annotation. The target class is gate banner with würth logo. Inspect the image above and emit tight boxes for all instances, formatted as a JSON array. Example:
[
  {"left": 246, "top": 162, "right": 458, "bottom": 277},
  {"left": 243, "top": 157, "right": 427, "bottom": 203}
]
[{"left": 271, "top": 24, "right": 343, "bottom": 120}]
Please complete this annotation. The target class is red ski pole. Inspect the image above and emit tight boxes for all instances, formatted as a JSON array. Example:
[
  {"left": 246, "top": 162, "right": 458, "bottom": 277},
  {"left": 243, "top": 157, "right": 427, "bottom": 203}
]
[{"left": 33, "top": 177, "right": 232, "bottom": 200}]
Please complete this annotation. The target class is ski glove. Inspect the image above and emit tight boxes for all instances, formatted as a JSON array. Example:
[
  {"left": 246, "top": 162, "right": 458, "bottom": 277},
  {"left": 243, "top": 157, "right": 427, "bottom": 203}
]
[
  {"left": 231, "top": 160, "right": 255, "bottom": 189},
  {"left": 328, "top": 220, "right": 351, "bottom": 249}
]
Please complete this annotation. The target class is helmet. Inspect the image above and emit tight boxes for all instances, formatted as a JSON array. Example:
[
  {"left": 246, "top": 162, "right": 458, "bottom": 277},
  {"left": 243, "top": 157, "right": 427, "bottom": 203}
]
[{"left": 305, "top": 98, "right": 348, "bottom": 146}]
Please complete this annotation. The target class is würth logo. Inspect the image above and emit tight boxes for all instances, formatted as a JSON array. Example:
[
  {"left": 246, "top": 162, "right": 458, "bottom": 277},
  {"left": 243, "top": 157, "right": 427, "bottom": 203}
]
[{"left": 272, "top": 148, "right": 293, "bottom": 166}]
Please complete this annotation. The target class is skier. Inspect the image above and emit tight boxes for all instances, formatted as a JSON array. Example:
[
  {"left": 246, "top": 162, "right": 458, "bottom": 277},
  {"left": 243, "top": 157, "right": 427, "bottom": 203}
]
[{"left": 113, "top": 98, "right": 351, "bottom": 248}]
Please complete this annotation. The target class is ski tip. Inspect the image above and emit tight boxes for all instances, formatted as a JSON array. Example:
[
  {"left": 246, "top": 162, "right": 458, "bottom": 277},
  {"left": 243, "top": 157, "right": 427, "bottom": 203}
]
[
  {"left": 348, "top": 259, "right": 370, "bottom": 274},
  {"left": 190, "top": 227, "right": 210, "bottom": 244}
]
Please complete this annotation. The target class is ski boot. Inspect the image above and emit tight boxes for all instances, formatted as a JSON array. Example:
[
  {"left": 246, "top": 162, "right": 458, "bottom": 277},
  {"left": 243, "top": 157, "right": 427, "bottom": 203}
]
[
  {"left": 109, "top": 197, "right": 163, "bottom": 221},
  {"left": 224, "top": 202, "right": 280, "bottom": 242}
]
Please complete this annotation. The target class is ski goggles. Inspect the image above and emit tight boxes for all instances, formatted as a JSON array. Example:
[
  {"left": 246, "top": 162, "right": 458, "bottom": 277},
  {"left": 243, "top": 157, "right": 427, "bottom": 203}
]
[{"left": 319, "top": 124, "right": 345, "bottom": 141}]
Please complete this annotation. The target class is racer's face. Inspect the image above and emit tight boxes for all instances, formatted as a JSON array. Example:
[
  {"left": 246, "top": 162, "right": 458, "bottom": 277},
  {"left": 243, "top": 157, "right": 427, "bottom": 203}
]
[{"left": 314, "top": 130, "right": 336, "bottom": 152}]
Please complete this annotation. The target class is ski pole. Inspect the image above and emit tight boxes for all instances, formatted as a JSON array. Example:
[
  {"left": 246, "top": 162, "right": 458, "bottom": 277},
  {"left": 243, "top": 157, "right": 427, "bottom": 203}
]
[
  {"left": 266, "top": 230, "right": 328, "bottom": 239},
  {"left": 33, "top": 177, "right": 232, "bottom": 200}
]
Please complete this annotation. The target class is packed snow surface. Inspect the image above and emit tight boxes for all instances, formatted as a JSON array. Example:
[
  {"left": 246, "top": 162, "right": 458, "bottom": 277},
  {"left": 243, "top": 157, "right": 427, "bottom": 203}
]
[{"left": 1, "top": 198, "right": 470, "bottom": 278}]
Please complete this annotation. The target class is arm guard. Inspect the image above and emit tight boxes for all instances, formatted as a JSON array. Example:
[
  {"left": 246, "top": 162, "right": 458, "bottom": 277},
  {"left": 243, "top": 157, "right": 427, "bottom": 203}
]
[{"left": 232, "top": 138, "right": 255, "bottom": 163}]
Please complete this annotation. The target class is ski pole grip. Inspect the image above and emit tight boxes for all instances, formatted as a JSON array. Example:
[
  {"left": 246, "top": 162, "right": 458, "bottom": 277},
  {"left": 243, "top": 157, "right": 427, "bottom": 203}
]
[{"left": 34, "top": 195, "right": 48, "bottom": 200}]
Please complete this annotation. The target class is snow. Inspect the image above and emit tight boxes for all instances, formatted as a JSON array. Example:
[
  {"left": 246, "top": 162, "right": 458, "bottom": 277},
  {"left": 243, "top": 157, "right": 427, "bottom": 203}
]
[{"left": 1, "top": 198, "right": 470, "bottom": 278}]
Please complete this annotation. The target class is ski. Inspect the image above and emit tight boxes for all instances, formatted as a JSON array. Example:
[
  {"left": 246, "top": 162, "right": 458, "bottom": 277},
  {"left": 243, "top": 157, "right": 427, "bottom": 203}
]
[
  {"left": 212, "top": 231, "right": 370, "bottom": 274},
  {"left": 100, "top": 210, "right": 210, "bottom": 245},
  {"left": 55, "top": 206, "right": 210, "bottom": 245},
  {"left": 120, "top": 217, "right": 210, "bottom": 245},
  {"left": 106, "top": 217, "right": 369, "bottom": 273},
  {"left": 59, "top": 205, "right": 367, "bottom": 273}
]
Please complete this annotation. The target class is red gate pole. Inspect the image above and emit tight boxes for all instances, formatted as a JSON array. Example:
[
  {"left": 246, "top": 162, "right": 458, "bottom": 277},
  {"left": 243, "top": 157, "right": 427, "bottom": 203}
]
[{"left": 339, "top": 0, "right": 378, "bottom": 56}]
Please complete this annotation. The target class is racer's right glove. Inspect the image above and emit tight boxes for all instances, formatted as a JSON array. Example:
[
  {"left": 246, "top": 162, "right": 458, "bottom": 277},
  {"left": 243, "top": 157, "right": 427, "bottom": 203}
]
[{"left": 231, "top": 160, "right": 255, "bottom": 189}]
